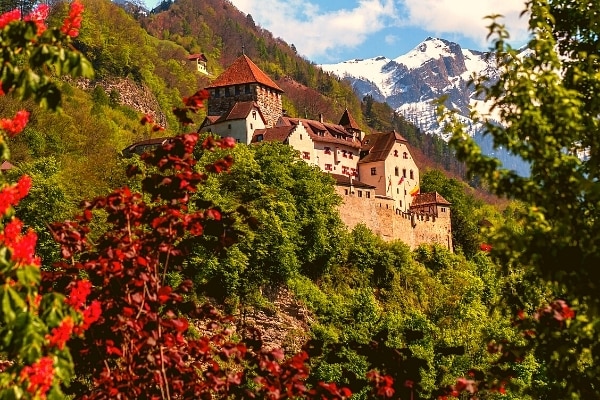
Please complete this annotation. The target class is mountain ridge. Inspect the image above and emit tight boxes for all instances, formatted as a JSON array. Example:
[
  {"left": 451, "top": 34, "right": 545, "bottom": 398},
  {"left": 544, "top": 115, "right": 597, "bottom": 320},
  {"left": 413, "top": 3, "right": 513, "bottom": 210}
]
[{"left": 319, "top": 37, "right": 529, "bottom": 175}]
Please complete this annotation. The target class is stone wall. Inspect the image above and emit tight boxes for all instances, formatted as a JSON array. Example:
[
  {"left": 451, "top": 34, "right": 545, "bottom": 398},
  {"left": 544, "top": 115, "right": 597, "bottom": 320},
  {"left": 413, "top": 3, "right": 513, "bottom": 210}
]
[
  {"left": 336, "top": 186, "right": 452, "bottom": 250},
  {"left": 255, "top": 86, "right": 282, "bottom": 128}
]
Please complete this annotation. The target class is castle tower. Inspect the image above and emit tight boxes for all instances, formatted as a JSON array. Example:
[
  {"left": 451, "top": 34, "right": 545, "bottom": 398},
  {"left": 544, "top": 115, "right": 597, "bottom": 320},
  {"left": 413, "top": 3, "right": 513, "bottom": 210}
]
[
  {"left": 339, "top": 108, "right": 363, "bottom": 140},
  {"left": 205, "top": 55, "right": 283, "bottom": 128}
]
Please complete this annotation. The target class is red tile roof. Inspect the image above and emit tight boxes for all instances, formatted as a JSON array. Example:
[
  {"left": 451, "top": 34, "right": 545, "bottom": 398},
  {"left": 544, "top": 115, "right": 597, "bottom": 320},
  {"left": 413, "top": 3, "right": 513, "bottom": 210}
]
[
  {"left": 281, "top": 117, "right": 362, "bottom": 149},
  {"left": 338, "top": 109, "right": 361, "bottom": 131},
  {"left": 251, "top": 126, "right": 296, "bottom": 143},
  {"left": 411, "top": 192, "right": 451, "bottom": 206},
  {"left": 215, "top": 101, "right": 264, "bottom": 123},
  {"left": 188, "top": 53, "right": 207, "bottom": 62},
  {"left": 206, "top": 55, "right": 283, "bottom": 92},
  {"left": 359, "top": 130, "right": 408, "bottom": 163}
]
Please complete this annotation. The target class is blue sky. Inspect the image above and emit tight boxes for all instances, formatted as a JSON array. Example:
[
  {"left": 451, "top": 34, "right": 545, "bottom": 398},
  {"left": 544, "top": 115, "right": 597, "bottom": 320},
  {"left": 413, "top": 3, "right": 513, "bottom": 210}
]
[{"left": 145, "top": 0, "right": 531, "bottom": 64}]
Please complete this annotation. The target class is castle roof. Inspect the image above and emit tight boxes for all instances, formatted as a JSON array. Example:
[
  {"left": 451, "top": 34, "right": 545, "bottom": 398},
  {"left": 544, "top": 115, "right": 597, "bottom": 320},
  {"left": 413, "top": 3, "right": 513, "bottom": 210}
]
[
  {"left": 188, "top": 53, "right": 207, "bottom": 62},
  {"left": 214, "top": 101, "right": 266, "bottom": 123},
  {"left": 338, "top": 109, "right": 361, "bottom": 131},
  {"left": 280, "top": 116, "right": 361, "bottom": 149},
  {"left": 206, "top": 55, "right": 283, "bottom": 92},
  {"left": 251, "top": 125, "right": 296, "bottom": 143},
  {"left": 411, "top": 191, "right": 451, "bottom": 206},
  {"left": 359, "top": 130, "right": 408, "bottom": 163},
  {"left": 329, "top": 173, "right": 375, "bottom": 189}
]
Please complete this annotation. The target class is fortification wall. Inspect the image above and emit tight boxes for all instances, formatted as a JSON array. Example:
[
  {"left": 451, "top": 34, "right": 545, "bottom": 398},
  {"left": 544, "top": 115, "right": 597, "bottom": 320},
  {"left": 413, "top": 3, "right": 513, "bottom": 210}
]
[{"left": 336, "top": 187, "right": 452, "bottom": 250}]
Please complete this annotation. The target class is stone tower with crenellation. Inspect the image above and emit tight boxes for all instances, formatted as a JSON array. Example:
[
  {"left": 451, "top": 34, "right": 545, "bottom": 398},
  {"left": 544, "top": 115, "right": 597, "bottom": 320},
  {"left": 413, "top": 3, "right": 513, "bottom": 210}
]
[{"left": 205, "top": 55, "right": 283, "bottom": 128}]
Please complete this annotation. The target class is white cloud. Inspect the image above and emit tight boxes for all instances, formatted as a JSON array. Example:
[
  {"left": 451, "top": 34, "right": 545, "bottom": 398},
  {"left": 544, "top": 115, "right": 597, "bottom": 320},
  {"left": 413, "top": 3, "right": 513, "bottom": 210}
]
[
  {"left": 229, "top": 0, "right": 397, "bottom": 61},
  {"left": 228, "top": 0, "right": 531, "bottom": 63},
  {"left": 385, "top": 35, "right": 398, "bottom": 45},
  {"left": 400, "top": 0, "right": 530, "bottom": 47}
]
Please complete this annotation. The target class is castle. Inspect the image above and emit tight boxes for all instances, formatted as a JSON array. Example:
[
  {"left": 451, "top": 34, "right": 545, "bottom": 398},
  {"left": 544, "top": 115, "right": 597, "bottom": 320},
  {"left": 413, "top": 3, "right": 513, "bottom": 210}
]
[{"left": 199, "top": 55, "right": 452, "bottom": 250}]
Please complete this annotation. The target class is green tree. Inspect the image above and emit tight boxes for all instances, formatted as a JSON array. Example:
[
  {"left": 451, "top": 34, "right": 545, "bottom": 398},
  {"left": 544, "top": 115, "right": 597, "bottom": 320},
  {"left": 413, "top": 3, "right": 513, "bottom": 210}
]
[
  {"left": 420, "top": 169, "right": 483, "bottom": 257},
  {"left": 187, "top": 141, "right": 346, "bottom": 305},
  {"left": 441, "top": 0, "right": 600, "bottom": 397}
]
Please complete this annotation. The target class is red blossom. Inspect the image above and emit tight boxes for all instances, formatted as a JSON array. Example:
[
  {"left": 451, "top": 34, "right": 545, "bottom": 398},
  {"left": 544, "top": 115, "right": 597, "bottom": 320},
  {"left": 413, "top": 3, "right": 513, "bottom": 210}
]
[
  {"left": 0, "top": 9, "right": 20, "bottom": 29},
  {"left": 0, "top": 110, "right": 30, "bottom": 136},
  {"left": 46, "top": 316, "right": 74, "bottom": 350},
  {"left": 0, "top": 218, "right": 40, "bottom": 267},
  {"left": 60, "top": 0, "right": 84, "bottom": 38},
  {"left": 140, "top": 114, "right": 153, "bottom": 125},
  {"left": 65, "top": 279, "right": 92, "bottom": 310},
  {"left": 24, "top": 4, "right": 49, "bottom": 35},
  {"left": 534, "top": 299, "right": 575, "bottom": 324},
  {"left": 479, "top": 243, "right": 492, "bottom": 252},
  {"left": 76, "top": 300, "right": 101, "bottom": 332},
  {"left": 19, "top": 356, "right": 54, "bottom": 398}
]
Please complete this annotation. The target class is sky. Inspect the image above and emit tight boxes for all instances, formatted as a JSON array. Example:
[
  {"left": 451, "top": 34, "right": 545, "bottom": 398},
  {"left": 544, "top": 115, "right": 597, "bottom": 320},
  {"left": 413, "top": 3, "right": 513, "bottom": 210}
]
[{"left": 145, "top": 0, "right": 531, "bottom": 65}]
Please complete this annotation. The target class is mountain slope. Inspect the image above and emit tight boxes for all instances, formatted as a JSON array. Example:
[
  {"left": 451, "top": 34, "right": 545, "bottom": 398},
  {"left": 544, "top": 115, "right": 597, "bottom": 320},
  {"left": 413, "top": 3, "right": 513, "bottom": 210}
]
[{"left": 320, "top": 37, "right": 529, "bottom": 175}]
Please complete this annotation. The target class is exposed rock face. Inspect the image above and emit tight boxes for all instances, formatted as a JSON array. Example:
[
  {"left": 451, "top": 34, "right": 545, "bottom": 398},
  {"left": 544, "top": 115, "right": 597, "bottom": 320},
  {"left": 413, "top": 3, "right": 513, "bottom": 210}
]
[
  {"left": 74, "top": 77, "right": 168, "bottom": 127},
  {"left": 237, "top": 286, "right": 312, "bottom": 354}
]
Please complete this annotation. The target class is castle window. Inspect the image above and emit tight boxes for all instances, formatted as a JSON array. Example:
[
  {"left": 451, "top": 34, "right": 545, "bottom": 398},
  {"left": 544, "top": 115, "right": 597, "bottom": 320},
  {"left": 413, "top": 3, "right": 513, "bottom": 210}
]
[
  {"left": 441, "top": 207, "right": 446, "bottom": 212},
  {"left": 256, "top": 134, "right": 264, "bottom": 142},
  {"left": 245, "top": 84, "right": 251, "bottom": 94},
  {"left": 302, "top": 152, "right": 310, "bottom": 160},
  {"left": 394, "top": 150, "right": 398, "bottom": 157},
  {"left": 252, "top": 110, "right": 257, "bottom": 119},
  {"left": 225, "top": 87, "right": 231, "bottom": 97},
  {"left": 324, "top": 147, "right": 331, "bottom": 154},
  {"left": 214, "top": 88, "right": 220, "bottom": 98},
  {"left": 345, "top": 189, "right": 349, "bottom": 195},
  {"left": 403, "top": 152, "right": 408, "bottom": 159},
  {"left": 371, "top": 167, "right": 376, "bottom": 175},
  {"left": 366, "top": 192, "right": 371, "bottom": 199},
  {"left": 235, "top": 86, "right": 240, "bottom": 95},
  {"left": 250, "top": 123, "right": 253, "bottom": 129},
  {"left": 342, "top": 166, "right": 349, "bottom": 175},
  {"left": 325, "top": 164, "right": 332, "bottom": 171},
  {"left": 399, "top": 200, "right": 403, "bottom": 207},
  {"left": 403, "top": 169, "right": 407, "bottom": 178},
  {"left": 300, "top": 134, "right": 303, "bottom": 140},
  {"left": 228, "top": 124, "right": 231, "bottom": 129},
  {"left": 358, "top": 190, "right": 363, "bottom": 198},
  {"left": 342, "top": 150, "right": 347, "bottom": 158},
  {"left": 397, "top": 188, "right": 399, "bottom": 194},
  {"left": 394, "top": 167, "right": 399, "bottom": 176},
  {"left": 410, "top": 170, "right": 414, "bottom": 180},
  {"left": 349, "top": 153, "right": 353, "bottom": 159}
]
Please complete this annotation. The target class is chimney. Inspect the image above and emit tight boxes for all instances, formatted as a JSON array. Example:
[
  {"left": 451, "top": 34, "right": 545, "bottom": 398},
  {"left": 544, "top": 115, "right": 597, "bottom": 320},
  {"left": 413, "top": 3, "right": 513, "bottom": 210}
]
[{"left": 319, "top": 113, "right": 323, "bottom": 123}]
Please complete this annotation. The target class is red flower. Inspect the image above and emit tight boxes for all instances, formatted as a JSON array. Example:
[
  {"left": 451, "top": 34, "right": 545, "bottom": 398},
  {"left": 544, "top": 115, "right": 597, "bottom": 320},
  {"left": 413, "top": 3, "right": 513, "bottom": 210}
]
[
  {"left": 0, "top": 217, "right": 40, "bottom": 267},
  {"left": 479, "top": 243, "right": 492, "bottom": 252},
  {"left": 66, "top": 279, "right": 92, "bottom": 310},
  {"left": 61, "top": 0, "right": 84, "bottom": 38},
  {"left": 24, "top": 4, "right": 49, "bottom": 35},
  {"left": 19, "top": 356, "right": 54, "bottom": 397},
  {"left": 0, "top": 110, "right": 30, "bottom": 136},
  {"left": 46, "top": 316, "right": 74, "bottom": 350},
  {"left": 0, "top": 9, "right": 20, "bottom": 29},
  {"left": 81, "top": 300, "right": 101, "bottom": 330}
]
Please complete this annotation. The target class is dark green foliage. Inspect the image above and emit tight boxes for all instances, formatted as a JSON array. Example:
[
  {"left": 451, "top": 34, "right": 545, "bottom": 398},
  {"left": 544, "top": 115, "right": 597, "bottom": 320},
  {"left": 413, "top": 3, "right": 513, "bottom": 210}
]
[
  {"left": 185, "top": 141, "right": 346, "bottom": 305},
  {"left": 420, "top": 169, "right": 483, "bottom": 257}
]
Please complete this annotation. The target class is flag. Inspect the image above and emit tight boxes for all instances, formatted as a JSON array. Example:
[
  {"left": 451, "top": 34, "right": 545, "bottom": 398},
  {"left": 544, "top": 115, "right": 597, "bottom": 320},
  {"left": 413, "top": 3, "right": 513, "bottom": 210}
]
[
  {"left": 398, "top": 177, "right": 404, "bottom": 185},
  {"left": 409, "top": 185, "right": 420, "bottom": 196}
]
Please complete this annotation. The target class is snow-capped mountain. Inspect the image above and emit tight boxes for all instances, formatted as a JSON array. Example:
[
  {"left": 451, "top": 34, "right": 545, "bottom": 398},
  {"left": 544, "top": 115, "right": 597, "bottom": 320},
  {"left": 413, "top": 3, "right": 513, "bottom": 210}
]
[{"left": 320, "top": 37, "right": 529, "bottom": 175}]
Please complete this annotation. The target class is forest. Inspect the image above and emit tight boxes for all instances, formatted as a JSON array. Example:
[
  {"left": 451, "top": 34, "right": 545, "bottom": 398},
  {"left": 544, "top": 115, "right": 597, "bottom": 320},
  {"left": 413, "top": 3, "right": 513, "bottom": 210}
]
[{"left": 0, "top": 0, "right": 598, "bottom": 399}]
